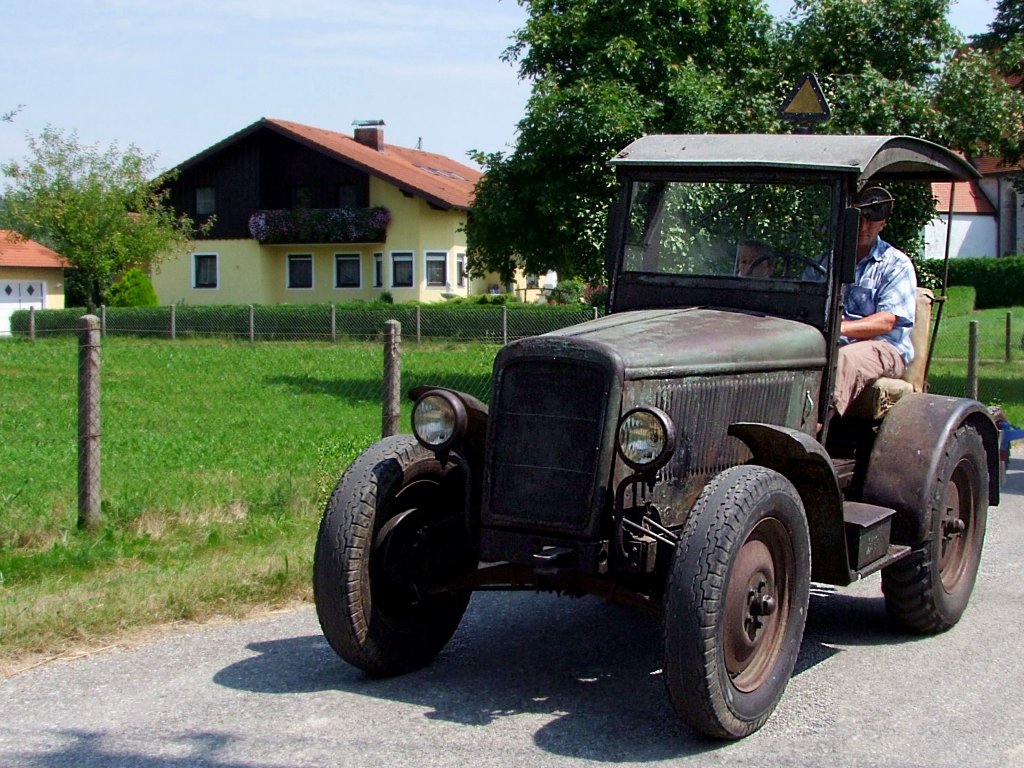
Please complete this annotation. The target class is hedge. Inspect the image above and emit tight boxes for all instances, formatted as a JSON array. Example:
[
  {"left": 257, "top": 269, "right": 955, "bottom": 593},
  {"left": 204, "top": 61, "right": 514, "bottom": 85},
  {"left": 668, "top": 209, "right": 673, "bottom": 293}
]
[
  {"left": 7, "top": 301, "right": 600, "bottom": 341},
  {"left": 918, "top": 256, "right": 1024, "bottom": 309}
]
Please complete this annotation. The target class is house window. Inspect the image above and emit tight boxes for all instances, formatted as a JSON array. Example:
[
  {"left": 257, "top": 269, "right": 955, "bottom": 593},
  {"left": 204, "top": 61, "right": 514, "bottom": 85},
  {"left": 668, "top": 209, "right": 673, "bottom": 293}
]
[
  {"left": 391, "top": 252, "right": 413, "bottom": 288},
  {"left": 374, "top": 253, "right": 383, "bottom": 288},
  {"left": 196, "top": 187, "right": 216, "bottom": 215},
  {"left": 425, "top": 251, "right": 447, "bottom": 287},
  {"left": 287, "top": 254, "right": 313, "bottom": 289},
  {"left": 193, "top": 253, "right": 218, "bottom": 289},
  {"left": 335, "top": 253, "right": 360, "bottom": 288},
  {"left": 456, "top": 252, "right": 466, "bottom": 288}
]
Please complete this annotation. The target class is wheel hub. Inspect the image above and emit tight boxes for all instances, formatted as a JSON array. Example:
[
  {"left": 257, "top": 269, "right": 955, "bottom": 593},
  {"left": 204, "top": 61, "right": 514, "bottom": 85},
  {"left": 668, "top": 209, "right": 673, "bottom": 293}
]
[{"left": 722, "top": 518, "right": 793, "bottom": 693}]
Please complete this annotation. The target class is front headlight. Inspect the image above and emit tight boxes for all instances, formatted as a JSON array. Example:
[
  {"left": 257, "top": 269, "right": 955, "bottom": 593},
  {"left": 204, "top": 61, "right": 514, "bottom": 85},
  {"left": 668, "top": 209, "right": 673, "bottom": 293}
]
[
  {"left": 412, "top": 390, "right": 467, "bottom": 450},
  {"left": 617, "top": 406, "right": 675, "bottom": 471}
]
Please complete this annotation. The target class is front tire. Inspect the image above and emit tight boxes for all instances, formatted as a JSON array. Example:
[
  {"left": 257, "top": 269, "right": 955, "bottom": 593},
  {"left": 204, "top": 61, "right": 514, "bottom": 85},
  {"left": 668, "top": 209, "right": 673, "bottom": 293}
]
[
  {"left": 313, "top": 435, "right": 476, "bottom": 676},
  {"left": 663, "top": 465, "right": 811, "bottom": 739},
  {"left": 881, "top": 424, "right": 988, "bottom": 633}
]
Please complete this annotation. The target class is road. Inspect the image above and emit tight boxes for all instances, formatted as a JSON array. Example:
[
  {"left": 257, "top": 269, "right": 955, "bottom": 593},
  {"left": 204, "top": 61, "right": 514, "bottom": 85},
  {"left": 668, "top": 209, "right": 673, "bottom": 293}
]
[{"left": 3, "top": 461, "right": 1023, "bottom": 768}]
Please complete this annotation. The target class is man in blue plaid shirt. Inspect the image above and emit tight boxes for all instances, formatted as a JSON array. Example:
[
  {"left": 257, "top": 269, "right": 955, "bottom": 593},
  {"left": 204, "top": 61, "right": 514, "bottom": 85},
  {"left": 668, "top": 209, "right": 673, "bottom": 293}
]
[{"left": 833, "top": 186, "right": 917, "bottom": 416}]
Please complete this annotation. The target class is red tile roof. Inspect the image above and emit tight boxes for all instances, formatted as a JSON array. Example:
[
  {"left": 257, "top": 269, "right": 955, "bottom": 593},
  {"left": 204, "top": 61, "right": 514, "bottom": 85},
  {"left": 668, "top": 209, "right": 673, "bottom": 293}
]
[
  {"left": 175, "top": 118, "right": 483, "bottom": 211},
  {"left": 971, "top": 153, "right": 1023, "bottom": 176},
  {"left": 0, "top": 230, "right": 69, "bottom": 268},
  {"left": 931, "top": 180, "right": 996, "bottom": 215}
]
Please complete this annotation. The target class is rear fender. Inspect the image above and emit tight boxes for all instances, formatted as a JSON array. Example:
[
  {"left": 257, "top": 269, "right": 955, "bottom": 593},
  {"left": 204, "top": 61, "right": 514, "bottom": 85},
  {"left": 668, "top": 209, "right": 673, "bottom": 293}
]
[
  {"left": 862, "top": 393, "right": 1000, "bottom": 544},
  {"left": 729, "top": 422, "right": 849, "bottom": 584}
]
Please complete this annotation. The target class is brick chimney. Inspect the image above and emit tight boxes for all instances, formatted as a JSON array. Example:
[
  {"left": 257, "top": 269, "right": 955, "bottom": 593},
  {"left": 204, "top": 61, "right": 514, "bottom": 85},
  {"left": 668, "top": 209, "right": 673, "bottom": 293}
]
[{"left": 353, "top": 120, "right": 385, "bottom": 151}]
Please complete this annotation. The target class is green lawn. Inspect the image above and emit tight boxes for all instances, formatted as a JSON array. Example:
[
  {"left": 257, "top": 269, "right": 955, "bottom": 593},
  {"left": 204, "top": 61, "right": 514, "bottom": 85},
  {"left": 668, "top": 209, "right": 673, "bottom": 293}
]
[{"left": 0, "top": 336, "right": 497, "bottom": 669}]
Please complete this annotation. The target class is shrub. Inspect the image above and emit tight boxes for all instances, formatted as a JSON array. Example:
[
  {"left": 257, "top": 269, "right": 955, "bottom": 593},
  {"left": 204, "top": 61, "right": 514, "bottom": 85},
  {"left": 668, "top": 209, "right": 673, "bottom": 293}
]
[
  {"left": 918, "top": 257, "right": 1024, "bottom": 309},
  {"left": 106, "top": 268, "right": 159, "bottom": 307}
]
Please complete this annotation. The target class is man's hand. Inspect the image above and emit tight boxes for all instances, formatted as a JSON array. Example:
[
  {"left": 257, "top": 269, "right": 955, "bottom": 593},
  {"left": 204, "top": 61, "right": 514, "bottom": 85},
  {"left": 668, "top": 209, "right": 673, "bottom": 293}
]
[{"left": 841, "top": 311, "right": 897, "bottom": 340}]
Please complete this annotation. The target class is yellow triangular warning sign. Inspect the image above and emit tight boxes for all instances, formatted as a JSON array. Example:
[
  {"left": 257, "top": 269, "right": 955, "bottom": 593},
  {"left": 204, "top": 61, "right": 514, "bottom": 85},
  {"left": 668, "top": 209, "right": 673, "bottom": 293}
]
[{"left": 779, "top": 74, "right": 831, "bottom": 123}]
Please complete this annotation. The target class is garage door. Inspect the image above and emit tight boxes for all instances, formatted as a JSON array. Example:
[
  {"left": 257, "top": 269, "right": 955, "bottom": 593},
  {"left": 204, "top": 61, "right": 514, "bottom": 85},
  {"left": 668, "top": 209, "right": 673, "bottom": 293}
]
[{"left": 0, "top": 280, "right": 46, "bottom": 336}]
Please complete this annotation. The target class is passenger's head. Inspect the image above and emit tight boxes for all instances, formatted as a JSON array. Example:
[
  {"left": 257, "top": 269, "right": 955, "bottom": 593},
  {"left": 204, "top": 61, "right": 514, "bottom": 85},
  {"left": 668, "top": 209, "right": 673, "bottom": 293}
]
[{"left": 737, "top": 240, "right": 774, "bottom": 278}]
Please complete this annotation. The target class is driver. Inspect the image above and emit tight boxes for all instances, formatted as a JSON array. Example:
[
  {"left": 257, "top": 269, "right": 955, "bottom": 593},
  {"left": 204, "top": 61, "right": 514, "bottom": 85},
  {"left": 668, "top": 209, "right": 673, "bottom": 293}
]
[{"left": 832, "top": 186, "right": 917, "bottom": 416}]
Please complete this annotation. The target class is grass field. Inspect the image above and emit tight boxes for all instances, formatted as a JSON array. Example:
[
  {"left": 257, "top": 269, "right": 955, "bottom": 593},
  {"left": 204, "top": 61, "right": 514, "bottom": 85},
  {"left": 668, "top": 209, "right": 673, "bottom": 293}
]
[{"left": 0, "top": 337, "right": 498, "bottom": 671}]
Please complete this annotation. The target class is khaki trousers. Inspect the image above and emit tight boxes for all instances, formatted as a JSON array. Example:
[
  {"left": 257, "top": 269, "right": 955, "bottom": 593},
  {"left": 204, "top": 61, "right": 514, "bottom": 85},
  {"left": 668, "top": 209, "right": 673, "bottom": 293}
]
[{"left": 833, "top": 340, "right": 906, "bottom": 416}]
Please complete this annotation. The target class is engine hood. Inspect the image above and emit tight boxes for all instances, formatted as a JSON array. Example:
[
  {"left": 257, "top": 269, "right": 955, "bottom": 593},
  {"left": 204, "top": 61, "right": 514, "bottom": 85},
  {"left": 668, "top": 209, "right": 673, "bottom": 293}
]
[{"left": 542, "top": 307, "right": 826, "bottom": 378}]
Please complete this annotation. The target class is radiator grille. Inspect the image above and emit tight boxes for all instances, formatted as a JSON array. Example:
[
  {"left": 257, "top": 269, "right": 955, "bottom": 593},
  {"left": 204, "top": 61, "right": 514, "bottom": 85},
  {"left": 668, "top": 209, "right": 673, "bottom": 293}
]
[{"left": 485, "top": 359, "right": 609, "bottom": 534}]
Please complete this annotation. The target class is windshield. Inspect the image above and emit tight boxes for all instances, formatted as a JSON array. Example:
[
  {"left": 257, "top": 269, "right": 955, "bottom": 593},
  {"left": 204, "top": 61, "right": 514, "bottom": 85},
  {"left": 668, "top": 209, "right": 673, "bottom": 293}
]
[{"left": 622, "top": 180, "right": 833, "bottom": 282}]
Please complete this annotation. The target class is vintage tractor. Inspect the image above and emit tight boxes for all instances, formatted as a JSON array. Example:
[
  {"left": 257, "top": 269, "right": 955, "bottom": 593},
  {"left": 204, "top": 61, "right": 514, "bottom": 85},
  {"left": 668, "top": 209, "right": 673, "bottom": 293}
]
[{"left": 313, "top": 133, "right": 1000, "bottom": 739}]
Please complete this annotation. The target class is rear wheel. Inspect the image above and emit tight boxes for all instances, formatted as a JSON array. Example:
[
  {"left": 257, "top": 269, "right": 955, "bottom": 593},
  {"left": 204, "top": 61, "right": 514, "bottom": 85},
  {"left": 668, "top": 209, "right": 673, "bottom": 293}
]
[
  {"left": 663, "top": 465, "right": 811, "bottom": 739},
  {"left": 881, "top": 424, "right": 988, "bottom": 633},
  {"left": 313, "top": 435, "right": 476, "bottom": 676}
]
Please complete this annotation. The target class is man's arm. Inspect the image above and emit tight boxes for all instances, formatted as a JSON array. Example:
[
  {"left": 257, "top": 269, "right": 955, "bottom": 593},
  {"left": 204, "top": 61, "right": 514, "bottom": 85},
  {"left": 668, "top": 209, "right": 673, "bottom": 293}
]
[{"left": 840, "top": 311, "right": 897, "bottom": 339}]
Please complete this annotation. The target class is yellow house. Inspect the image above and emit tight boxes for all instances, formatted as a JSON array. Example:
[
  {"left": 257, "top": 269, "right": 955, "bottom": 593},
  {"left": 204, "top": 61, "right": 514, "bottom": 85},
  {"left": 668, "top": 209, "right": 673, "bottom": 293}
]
[
  {"left": 153, "top": 118, "right": 507, "bottom": 305},
  {"left": 0, "top": 230, "right": 68, "bottom": 335}
]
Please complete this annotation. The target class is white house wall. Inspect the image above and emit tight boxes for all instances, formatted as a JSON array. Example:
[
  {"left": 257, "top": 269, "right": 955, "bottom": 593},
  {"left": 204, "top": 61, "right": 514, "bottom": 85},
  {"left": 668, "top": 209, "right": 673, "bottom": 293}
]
[{"left": 923, "top": 214, "right": 997, "bottom": 260}]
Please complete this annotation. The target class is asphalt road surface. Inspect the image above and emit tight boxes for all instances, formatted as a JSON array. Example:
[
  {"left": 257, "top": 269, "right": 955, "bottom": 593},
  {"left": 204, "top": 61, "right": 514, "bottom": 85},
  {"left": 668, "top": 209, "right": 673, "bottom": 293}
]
[{"left": 3, "top": 461, "right": 1023, "bottom": 768}]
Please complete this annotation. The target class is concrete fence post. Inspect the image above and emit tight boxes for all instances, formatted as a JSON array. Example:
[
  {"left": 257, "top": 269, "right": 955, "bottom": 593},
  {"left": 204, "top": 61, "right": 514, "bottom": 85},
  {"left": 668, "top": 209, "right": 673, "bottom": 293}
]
[
  {"left": 78, "top": 314, "right": 102, "bottom": 531},
  {"left": 248, "top": 304, "right": 255, "bottom": 342},
  {"left": 169, "top": 304, "right": 177, "bottom": 340},
  {"left": 100, "top": 305, "right": 107, "bottom": 337},
  {"left": 502, "top": 305, "right": 508, "bottom": 346},
  {"left": 382, "top": 320, "right": 402, "bottom": 437},
  {"left": 967, "top": 320, "right": 979, "bottom": 401},
  {"left": 28, "top": 306, "right": 36, "bottom": 340},
  {"left": 330, "top": 304, "right": 337, "bottom": 343},
  {"left": 415, "top": 306, "right": 422, "bottom": 344}
]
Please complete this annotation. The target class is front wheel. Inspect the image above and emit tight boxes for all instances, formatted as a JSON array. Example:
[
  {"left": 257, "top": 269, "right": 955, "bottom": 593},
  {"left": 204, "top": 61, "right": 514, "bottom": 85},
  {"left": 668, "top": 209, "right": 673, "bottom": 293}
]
[
  {"left": 313, "top": 435, "right": 476, "bottom": 676},
  {"left": 881, "top": 424, "right": 988, "bottom": 633},
  {"left": 663, "top": 465, "right": 811, "bottom": 739}
]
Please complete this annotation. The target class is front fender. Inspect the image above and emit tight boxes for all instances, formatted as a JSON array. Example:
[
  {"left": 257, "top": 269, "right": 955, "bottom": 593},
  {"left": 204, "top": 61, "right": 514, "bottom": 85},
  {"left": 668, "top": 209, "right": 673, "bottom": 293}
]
[
  {"left": 729, "top": 422, "right": 849, "bottom": 584},
  {"left": 862, "top": 393, "right": 999, "bottom": 544}
]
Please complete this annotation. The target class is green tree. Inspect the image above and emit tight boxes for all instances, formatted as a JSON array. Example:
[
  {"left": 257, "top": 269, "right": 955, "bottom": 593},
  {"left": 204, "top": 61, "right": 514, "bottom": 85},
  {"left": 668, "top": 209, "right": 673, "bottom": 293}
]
[
  {"left": 971, "top": 0, "right": 1024, "bottom": 51},
  {"left": 469, "top": 0, "right": 780, "bottom": 282},
  {"left": 0, "top": 126, "right": 201, "bottom": 307},
  {"left": 468, "top": 0, "right": 1024, "bottom": 280}
]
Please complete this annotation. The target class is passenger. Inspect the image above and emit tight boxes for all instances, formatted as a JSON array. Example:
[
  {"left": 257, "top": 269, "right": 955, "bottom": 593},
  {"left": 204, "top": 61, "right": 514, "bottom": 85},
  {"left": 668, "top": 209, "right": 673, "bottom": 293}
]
[
  {"left": 832, "top": 187, "right": 917, "bottom": 416},
  {"left": 736, "top": 240, "right": 774, "bottom": 278}
]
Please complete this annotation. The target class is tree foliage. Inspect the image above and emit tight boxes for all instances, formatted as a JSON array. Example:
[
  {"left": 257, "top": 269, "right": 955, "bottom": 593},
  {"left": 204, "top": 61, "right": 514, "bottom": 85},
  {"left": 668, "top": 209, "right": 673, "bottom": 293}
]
[
  {"left": 0, "top": 126, "right": 201, "bottom": 307},
  {"left": 468, "top": 0, "right": 1024, "bottom": 281}
]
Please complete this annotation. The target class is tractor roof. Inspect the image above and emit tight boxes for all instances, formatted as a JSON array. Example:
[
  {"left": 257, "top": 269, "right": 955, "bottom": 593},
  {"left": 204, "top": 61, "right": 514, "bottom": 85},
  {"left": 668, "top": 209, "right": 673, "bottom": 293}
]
[{"left": 611, "top": 134, "right": 980, "bottom": 183}]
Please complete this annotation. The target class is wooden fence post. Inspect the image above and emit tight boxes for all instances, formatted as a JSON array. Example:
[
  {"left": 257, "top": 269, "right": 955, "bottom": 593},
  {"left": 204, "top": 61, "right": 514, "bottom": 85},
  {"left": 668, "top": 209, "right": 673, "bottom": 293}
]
[
  {"left": 1005, "top": 311, "right": 1012, "bottom": 363},
  {"left": 967, "top": 320, "right": 979, "bottom": 401},
  {"left": 78, "top": 314, "right": 102, "bottom": 531},
  {"left": 382, "top": 320, "right": 402, "bottom": 437}
]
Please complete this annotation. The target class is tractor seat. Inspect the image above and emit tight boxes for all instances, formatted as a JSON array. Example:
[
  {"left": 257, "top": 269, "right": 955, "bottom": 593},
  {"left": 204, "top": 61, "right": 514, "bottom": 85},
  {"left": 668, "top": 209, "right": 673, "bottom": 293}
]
[{"left": 845, "top": 287, "right": 935, "bottom": 419}]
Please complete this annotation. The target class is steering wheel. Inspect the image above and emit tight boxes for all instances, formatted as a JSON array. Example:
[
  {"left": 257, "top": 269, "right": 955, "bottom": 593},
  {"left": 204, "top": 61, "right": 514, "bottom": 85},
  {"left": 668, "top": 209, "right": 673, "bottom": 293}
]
[{"left": 776, "top": 251, "right": 827, "bottom": 280}]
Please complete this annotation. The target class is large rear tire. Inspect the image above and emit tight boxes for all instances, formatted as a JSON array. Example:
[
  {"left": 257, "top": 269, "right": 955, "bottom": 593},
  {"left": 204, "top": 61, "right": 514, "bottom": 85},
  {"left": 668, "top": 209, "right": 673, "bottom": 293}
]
[
  {"left": 313, "top": 435, "right": 476, "bottom": 676},
  {"left": 881, "top": 424, "right": 988, "bottom": 633},
  {"left": 663, "top": 465, "right": 811, "bottom": 739}
]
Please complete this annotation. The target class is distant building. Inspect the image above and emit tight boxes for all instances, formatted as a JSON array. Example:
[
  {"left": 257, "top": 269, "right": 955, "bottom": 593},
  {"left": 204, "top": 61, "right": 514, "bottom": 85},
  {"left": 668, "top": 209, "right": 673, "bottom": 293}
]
[
  {"left": 154, "top": 118, "right": 519, "bottom": 304},
  {"left": 0, "top": 230, "right": 68, "bottom": 335}
]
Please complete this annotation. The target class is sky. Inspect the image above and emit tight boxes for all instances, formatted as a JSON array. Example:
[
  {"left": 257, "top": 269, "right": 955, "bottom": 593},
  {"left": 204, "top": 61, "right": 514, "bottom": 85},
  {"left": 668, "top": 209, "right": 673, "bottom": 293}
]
[{"left": 0, "top": 0, "right": 1001, "bottom": 178}]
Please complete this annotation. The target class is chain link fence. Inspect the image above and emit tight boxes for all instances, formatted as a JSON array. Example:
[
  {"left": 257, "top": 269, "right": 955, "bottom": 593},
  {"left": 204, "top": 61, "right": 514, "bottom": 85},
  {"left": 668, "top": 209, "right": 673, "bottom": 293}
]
[{"left": 4, "top": 303, "right": 1019, "bottom": 538}]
